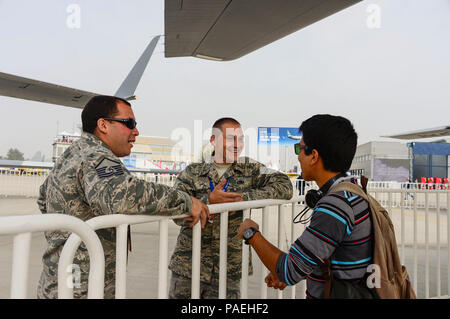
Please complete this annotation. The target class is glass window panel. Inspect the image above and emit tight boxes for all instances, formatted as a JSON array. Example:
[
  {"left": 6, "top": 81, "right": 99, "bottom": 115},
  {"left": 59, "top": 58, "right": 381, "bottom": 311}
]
[
  {"left": 413, "top": 165, "right": 429, "bottom": 180},
  {"left": 432, "top": 166, "right": 447, "bottom": 178},
  {"left": 431, "top": 155, "right": 446, "bottom": 166},
  {"left": 414, "top": 155, "right": 429, "bottom": 166}
]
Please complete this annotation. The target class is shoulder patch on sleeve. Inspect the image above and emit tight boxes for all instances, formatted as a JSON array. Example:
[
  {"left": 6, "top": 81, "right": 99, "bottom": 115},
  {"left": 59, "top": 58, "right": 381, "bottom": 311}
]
[{"left": 95, "top": 157, "right": 124, "bottom": 179}]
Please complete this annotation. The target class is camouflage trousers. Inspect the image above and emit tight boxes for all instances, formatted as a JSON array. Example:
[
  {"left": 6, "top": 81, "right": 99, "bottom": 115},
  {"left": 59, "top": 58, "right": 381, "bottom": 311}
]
[{"left": 169, "top": 272, "right": 240, "bottom": 299}]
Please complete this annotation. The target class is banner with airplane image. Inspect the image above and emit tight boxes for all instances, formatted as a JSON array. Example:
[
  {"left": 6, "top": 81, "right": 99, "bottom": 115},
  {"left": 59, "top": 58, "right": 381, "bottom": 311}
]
[{"left": 257, "top": 127, "right": 302, "bottom": 145}]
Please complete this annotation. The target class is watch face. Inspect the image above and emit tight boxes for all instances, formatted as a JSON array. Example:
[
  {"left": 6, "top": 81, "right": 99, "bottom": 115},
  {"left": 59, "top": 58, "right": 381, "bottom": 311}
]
[{"left": 244, "top": 228, "right": 253, "bottom": 240}]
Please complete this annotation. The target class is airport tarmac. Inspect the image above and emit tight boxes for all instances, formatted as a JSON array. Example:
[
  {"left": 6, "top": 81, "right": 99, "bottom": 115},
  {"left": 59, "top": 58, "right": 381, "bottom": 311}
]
[{"left": 0, "top": 196, "right": 448, "bottom": 299}]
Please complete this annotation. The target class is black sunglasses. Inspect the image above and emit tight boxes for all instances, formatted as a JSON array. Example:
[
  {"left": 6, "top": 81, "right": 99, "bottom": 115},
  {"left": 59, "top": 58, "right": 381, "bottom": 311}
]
[
  {"left": 294, "top": 143, "right": 310, "bottom": 155},
  {"left": 103, "top": 118, "right": 137, "bottom": 130}
]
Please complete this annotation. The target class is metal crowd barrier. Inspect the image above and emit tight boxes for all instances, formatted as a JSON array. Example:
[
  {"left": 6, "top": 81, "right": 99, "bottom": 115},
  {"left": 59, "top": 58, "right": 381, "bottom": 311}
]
[
  {"left": 58, "top": 188, "right": 450, "bottom": 299},
  {"left": 1, "top": 175, "right": 449, "bottom": 298},
  {"left": 369, "top": 188, "right": 450, "bottom": 299},
  {"left": 0, "top": 214, "right": 105, "bottom": 299},
  {"left": 58, "top": 197, "right": 307, "bottom": 299}
]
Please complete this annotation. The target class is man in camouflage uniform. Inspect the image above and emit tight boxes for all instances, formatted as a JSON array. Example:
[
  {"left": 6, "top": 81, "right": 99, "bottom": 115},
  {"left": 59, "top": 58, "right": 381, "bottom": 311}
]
[
  {"left": 37, "top": 95, "right": 209, "bottom": 299},
  {"left": 169, "top": 117, "right": 293, "bottom": 298}
]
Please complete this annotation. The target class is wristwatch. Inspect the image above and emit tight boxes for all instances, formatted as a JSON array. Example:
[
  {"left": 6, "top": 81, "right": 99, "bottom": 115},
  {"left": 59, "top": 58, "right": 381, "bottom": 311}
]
[{"left": 243, "top": 227, "right": 260, "bottom": 245}]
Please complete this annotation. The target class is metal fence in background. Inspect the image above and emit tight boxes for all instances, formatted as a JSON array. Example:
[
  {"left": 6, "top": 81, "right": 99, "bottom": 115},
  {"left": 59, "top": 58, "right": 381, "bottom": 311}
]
[
  {"left": 0, "top": 166, "right": 179, "bottom": 197},
  {"left": 55, "top": 190, "right": 449, "bottom": 299}
]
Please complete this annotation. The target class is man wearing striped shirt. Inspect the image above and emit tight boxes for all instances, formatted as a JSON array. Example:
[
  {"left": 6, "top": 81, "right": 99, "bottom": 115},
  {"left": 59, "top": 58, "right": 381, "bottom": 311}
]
[{"left": 238, "top": 114, "right": 373, "bottom": 299}]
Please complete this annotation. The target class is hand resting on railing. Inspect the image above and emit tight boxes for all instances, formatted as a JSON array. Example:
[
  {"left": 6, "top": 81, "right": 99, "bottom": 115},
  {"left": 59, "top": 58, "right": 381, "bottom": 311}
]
[{"left": 182, "top": 196, "right": 210, "bottom": 228}]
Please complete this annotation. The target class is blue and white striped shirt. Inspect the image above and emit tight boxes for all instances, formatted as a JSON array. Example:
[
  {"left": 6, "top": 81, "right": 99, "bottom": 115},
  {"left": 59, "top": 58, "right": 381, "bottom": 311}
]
[{"left": 276, "top": 176, "right": 373, "bottom": 299}]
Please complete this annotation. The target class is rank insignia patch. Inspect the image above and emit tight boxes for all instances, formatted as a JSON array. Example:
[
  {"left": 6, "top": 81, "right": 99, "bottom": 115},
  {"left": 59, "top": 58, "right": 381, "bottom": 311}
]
[{"left": 95, "top": 158, "right": 124, "bottom": 178}]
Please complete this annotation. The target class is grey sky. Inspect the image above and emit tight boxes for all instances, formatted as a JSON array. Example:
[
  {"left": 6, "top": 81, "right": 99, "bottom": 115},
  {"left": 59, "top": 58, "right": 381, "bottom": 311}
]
[{"left": 0, "top": 0, "right": 449, "bottom": 160}]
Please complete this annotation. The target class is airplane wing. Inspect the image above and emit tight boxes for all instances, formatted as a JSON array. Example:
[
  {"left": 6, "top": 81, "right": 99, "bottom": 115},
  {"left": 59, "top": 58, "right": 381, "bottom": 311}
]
[
  {"left": 383, "top": 126, "right": 450, "bottom": 140},
  {"left": 164, "top": 0, "right": 362, "bottom": 61},
  {"left": 0, "top": 36, "right": 160, "bottom": 109},
  {"left": 0, "top": 72, "right": 98, "bottom": 109}
]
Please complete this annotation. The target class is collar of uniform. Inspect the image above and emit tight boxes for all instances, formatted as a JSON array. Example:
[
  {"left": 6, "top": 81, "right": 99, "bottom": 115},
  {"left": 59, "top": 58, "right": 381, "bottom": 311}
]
[
  {"left": 230, "top": 157, "right": 253, "bottom": 174},
  {"left": 81, "top": 132, "right": 111, "bottom": 151},
  {"left": 198, "top": 156, "right": 253, "bottom": 179}
]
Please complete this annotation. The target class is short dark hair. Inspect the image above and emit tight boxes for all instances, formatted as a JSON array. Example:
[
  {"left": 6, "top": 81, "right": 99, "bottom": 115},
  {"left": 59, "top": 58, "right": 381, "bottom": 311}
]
[
  {"left": 299, "top": 114, "right": 357, "bottom": 173},
  {"left": 81, "top": 95, "right": 131, "bottom": 133},
  {"left": 212, "top": 117, "right": 241, "bottom": 133}
]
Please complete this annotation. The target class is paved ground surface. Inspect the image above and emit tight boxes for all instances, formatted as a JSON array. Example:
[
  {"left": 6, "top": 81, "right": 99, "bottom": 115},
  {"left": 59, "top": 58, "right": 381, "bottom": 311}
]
[{"left": 0, "top": 196, "right": 448, "bottom": 299}]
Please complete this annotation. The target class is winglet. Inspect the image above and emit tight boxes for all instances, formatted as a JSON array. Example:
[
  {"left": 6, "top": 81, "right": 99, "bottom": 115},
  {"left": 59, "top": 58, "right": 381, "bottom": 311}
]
[{"left": 115, "top": 35, "right": 160, "bottom": 100}]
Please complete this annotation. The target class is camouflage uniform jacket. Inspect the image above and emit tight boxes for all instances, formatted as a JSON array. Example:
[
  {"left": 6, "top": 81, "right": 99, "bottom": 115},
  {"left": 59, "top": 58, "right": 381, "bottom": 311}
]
[
  {"left": 168, "top": 157, "right": 293, "bottom": 283},
  {"left": 37, "top": 132, "right": 192, "bottom": 299}
]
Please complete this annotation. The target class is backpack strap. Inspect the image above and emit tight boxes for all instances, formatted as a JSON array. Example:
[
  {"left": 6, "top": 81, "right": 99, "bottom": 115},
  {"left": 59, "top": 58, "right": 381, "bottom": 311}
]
[
  {"left": 320, "top": 259, "right": 332, "bottom": 299},
  {"left": 330, "top": 181, "right": 370, "bottom": 203}
]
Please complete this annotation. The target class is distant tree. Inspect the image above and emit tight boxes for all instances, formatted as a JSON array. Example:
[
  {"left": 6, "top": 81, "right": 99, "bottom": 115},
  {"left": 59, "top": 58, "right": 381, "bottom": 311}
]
[{"left": 6, "top": 148, "right": 25, "bottom": 161}]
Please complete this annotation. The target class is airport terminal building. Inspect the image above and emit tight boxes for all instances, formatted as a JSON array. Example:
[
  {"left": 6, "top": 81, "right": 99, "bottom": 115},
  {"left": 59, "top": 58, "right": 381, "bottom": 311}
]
[
  {"left": 52, "top": 132, "right": 192, "bottom": 171},
  {"left": 350, "top": 141, "right": 450, "bottom": 182}
]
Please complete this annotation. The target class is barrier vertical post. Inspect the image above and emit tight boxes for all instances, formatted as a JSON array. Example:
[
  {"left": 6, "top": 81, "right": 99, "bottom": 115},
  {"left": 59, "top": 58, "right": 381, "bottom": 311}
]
[
  {"left": 115, "top": 224, "right": 128, "bottom": 299},
  {"left": 447, "top": 192, "right": 450, "bottom": 296},
  {"left": 413, "top": 194, "right": 418, "bottom": 293},
  {"left": 241, "top": 209, "right": 250, "bottom": 299},
  {"left": 290, "top": 203, "right": 297, "bottom": 299},
  {"left": 277, "top": 204, "right": 285, "bottom": 299},
  {"left": 219, "top": 211, "right": 229, "bottom": 299},
  {"left": 401, "top": 192, "right": 405, "bottom": 264},
  {"left": 436, "top": 193, "right": 441, "bottom": 297},
  {"left": 10, "top": 232, "right": 32, "bottom": 299},
  {"left": 158, "top": 219, "right": 169, "bottom": 299},
  {"left": 191, "top": 222, "right": 201, "bottom": 299},
  {"left": 425, "top": 192, "right": 429, "bottom": 299},
  {"left": 260, "top": 207, "right": 270, "bottom": 299}
]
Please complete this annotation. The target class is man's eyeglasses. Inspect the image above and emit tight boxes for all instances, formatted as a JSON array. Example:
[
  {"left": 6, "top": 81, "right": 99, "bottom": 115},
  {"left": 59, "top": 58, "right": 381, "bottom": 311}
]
[
  {"left": 294, "top": 143, "right": 310, "bottom": 155},
  {"left": 103, "top": 118, "right": 137, "bottom": 130}
]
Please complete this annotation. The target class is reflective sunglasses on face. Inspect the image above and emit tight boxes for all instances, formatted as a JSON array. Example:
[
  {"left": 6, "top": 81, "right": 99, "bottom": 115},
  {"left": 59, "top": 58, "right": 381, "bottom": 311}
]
[
  {"left": 294, "top": 143, "right": 310, "bottom": 155},
  {"left": 103, "top": 118, "right": 137, "bottom": 130}
]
